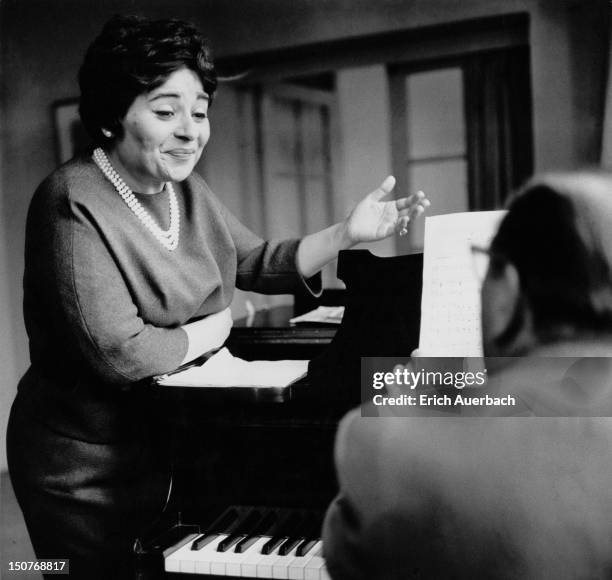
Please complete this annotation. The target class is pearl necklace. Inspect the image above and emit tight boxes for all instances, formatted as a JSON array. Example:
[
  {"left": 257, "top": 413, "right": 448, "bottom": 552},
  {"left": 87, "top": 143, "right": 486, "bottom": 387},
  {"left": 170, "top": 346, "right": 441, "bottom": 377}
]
[{"left": 92, "top": 147, "right": 180, "bottom": 251}]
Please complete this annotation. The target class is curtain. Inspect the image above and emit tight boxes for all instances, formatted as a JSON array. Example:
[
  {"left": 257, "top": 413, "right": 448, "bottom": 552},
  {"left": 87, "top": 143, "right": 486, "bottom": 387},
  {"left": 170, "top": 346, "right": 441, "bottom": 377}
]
[
  {"left": 601, "top": 31, "right": 612, "bottom": 167},
  {"left": 464, "top": 47, "right": 534, "bottom": 209}
]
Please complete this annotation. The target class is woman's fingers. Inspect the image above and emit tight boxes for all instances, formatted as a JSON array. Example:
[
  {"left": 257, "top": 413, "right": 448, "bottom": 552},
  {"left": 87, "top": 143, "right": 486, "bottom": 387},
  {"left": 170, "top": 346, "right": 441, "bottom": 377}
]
[
  {"left": 370, "top": 175, "right": 396, "bottom": 201},
  {"left": 410, "top": 204, "right": 427, "bottom": 220},
  {"left": 396, "top": 201, "right": 427, "bottom": 222},
  {"left": 396, "top": 215, "right": 410, "bottom": 236},
  {"left": 395, "top": 190, "right": 430, "bottom": 236},
  {"left": 396, "top": 190, "right": 430, "bottom": 211}
]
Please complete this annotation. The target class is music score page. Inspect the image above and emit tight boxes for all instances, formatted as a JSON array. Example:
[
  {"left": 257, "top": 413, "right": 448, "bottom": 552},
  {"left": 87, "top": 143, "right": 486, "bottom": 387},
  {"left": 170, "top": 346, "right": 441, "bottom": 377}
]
[
  {"left": 419, "top": 211, "right": 506, "bottom": 356},
  {"left": 156, "top": 347, "right": 308, "bottom": 388}
]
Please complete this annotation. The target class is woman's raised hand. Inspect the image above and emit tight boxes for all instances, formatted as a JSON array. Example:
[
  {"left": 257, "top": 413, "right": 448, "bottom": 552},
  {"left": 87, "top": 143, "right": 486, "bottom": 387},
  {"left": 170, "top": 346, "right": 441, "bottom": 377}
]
[
  {"left": 296, "top": 176, "right": 430, "bottom": 278},
  {"left": 343, "top": 176, "right": 430, "bottom": 244}
]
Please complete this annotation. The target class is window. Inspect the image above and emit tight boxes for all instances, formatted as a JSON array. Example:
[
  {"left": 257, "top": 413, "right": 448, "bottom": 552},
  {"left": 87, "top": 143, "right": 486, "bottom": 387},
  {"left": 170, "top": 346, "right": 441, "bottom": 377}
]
[
  {"left": 257, "top": 83, "right": 336, "bottom": 240},
  {"left": 201, "top": 14, "right": 533, "bottom": 313},
  {"left": 390, "top": 46, "right": 533, "bottom": 251}
]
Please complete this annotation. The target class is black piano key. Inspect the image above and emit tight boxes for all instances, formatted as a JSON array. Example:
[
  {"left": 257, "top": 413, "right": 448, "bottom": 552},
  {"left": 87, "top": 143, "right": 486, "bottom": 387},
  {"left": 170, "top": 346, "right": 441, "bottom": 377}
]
[
  {"left": 261, "top": 512, "right": 303, "bottom": 555},
  {"left": 261, "top": 535, "right": 285, "bottom": 555},
  {"left": 190, "top": 508, "right": 240, "bottom": 551},
  {"left": 217, "top": 509, "right": 262, "bottom": 552},
  {"left": 190, "top": 532, "right": 218, "bottom": 551},
  {"left": 279, "top": 513, "right": 318, "bottom": 556},
  {"left": 278, "top": 536, "right": 302, "bottom": 556},
  {"left": 295, "top": 538, "right": 318, "bottom": 557},
  {"left": 294, "top": 516, "right": 323, "bottom": 557},
  {"left": 235, "top": 510, "right": 278, "bottom": 553}
]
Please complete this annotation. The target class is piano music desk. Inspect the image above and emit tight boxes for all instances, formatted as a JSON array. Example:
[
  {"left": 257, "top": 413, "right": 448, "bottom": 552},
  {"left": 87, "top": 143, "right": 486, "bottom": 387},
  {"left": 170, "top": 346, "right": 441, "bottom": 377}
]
[{"left": 227, "top": 304, "right": 338, "bottom": 362}]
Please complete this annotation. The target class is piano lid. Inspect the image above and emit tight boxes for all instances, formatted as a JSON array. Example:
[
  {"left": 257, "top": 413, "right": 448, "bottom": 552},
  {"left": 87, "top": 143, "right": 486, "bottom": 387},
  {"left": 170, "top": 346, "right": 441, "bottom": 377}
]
[{"left": 306, "top": 249, "right": 423, "bottom": 407}]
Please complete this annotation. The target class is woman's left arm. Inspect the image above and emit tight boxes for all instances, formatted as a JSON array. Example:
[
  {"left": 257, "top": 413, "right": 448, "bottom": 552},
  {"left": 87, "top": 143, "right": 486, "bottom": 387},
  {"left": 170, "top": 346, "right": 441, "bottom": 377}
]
[{"left": 297, "top": 176, "right": 429, "bottom": 278}]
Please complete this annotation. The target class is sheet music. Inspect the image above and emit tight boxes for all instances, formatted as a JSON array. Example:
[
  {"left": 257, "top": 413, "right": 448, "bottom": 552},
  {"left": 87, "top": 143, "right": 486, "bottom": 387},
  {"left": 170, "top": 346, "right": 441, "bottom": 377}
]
[
  {"left": 156, "top": 347, "right": 308, "bottom": 388},
  {"left": 289, "top": 306, "right": 344, "bottom": 325},
  {"left": 419, "top": 211, "right": 506, "bottom": 356}
]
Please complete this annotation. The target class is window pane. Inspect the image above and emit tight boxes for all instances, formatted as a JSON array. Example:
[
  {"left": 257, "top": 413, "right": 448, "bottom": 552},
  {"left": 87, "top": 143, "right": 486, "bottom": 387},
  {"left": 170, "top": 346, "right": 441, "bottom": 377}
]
[
  {"left": 269, "top": 97, "right": 298, "bottom": 173},
  {"left": 407, "top": 159, "right": 468, "bottom": 250},
  {"left": 406, "top": 68, "right": 465, "bottom": 159},
  {"left": 265, "top": 176, "right": 302, "bottom": 239},
  {"left": 262, "top": 96, "right": 302, "bottom": 239},
  {"left": 302, "top": 103, "right": 325, "bottom": 177},
  {"left": 302, "top": 104, "right": 332, "bottom": 232}
]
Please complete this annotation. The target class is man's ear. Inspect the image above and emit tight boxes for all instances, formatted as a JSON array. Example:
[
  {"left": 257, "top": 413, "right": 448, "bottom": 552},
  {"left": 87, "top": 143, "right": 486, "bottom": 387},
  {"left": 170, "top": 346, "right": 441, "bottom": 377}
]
[
  {"left": 495, "top": 262, "right": 521, "bottom": 328},
  {"left": 483, "top": 261, "right": 529, "bottom": 351}
]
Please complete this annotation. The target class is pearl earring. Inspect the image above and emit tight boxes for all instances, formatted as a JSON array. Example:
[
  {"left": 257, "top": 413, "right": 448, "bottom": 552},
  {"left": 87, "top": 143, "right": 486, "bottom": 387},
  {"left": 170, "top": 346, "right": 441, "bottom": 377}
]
[{"left": 101, "top": 128, "right": 113, "bottom": 138}]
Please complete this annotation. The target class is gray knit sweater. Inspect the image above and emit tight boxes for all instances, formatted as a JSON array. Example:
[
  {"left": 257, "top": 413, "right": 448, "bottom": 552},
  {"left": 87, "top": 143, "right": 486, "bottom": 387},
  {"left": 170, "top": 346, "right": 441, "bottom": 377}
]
[{"left": 18, "top": 156, "right": 319, "bottom": 441}]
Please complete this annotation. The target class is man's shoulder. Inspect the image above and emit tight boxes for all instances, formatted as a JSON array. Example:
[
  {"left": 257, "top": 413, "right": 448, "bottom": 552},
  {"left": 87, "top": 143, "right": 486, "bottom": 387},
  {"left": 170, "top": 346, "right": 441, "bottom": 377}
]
[
  {"left": 336, "top": 407, "right": 461, "bottom": 457},
  {"left": 334, "top": 409, "right": 452, "bottom": 496}
]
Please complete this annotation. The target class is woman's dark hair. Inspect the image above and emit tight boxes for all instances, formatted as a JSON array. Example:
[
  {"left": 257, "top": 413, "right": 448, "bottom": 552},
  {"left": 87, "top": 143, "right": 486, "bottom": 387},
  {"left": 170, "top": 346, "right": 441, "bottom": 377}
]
[
  {"left": 79, "top": 14, "right": 217, "bottom": 146},
  {"left": 490, "top": 172, "right": 612, "bottom": 341}
]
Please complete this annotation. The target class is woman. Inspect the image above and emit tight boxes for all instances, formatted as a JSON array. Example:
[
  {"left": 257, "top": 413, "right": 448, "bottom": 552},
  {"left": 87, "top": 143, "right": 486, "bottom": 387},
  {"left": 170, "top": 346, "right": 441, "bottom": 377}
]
[{"left": 6, "top": 14, "right": 429, "bottom": 579}]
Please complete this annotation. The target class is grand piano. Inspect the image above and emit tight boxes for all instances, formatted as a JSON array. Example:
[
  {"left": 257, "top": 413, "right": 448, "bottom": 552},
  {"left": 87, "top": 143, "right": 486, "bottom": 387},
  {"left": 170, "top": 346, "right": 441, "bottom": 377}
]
[{"left": 136, "top": 250, "right": 423, "bottom": 579}]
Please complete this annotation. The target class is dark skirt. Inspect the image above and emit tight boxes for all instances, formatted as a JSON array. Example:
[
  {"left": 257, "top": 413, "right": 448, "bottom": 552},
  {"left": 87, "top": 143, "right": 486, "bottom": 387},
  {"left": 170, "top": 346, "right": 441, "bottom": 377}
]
[{"left": 7, "top": 392, "right": 171, "bottom": 580}]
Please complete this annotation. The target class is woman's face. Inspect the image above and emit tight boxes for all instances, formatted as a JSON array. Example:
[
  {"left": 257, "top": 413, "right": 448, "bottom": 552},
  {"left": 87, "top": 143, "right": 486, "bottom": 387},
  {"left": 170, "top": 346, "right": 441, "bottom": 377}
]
[{"left": 109, "top": 67, "right": 210, "bottom": 194}]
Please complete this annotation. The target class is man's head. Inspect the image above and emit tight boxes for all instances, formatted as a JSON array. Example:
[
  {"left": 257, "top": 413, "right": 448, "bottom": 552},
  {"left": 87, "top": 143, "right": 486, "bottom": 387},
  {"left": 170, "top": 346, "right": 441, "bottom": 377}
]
[{"left": 481, "top": 171, "right": 612, "bottom": 357}]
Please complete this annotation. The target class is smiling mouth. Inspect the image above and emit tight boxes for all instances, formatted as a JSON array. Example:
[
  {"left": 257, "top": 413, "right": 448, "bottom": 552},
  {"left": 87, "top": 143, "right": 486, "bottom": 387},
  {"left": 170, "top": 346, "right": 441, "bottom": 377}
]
[{"left": 165, "top": 149, "right": 197, "bottom": 159}]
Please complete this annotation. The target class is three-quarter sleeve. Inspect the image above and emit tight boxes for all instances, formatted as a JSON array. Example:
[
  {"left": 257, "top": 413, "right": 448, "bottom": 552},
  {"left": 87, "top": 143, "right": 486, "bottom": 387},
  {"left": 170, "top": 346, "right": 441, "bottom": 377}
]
[
  {"left": 215, "top": 196, "right": 322, "bottom": 297},
  {"left": 29, "top": 176, "right": 188, "bottom": 386}
]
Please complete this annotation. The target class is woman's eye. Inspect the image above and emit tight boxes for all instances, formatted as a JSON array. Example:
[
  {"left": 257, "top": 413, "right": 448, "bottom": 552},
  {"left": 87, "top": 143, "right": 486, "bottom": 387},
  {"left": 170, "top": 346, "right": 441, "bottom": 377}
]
[
  {"left": 193, "top": 111, "right": 208, "bottom": 121},
  {"left": 155, "top": 110, "right": 174, "bottom": 118}
]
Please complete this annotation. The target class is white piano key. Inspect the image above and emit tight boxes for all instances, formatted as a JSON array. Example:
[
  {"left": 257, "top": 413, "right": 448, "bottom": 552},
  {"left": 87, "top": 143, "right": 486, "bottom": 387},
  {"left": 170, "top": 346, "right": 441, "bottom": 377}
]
[
  {"left": 171, "top": 534, "right": 231, "bottom": 575},
  {"left": 180, "top": 556, "right": 197, "bottom": 574},
  {"left": 162, "top": 533, "right": 200, "bottom": 573},
  {"left": 178, "top": 535, "right": 222, "bottom": 575},
  {"left": 202, "top": 535, "right": 237, "bottom": 576},
  {"left": 165, "top": 539, "right": 197, "bottom": 573},
  {"left": 240, "top": 536, "right": 273, "bottom": 578},
  {"left": 256, "top": 545, "right": 284, "bottom": 578},
  {"left": 224, "top": 536, "right": 270, "bottom": 577},
  {"left": 272, "top": 545, "right": 299, "bottom": 579},
  {"left": 320, "top": 565, "right": 331, "bottom": 580},
  {"left": 287, "top": 542, "right": 324, "bottom": 580},
  {"left": 304, "top": 544, "right": 326, "bottom": 580},
  {"left": 165, "top": 549, "right": 182, "bottom": 573}
]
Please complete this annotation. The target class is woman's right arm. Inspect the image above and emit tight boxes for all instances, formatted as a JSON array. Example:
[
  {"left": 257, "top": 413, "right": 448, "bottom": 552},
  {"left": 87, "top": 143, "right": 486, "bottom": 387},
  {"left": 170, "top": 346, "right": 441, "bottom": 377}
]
[
  {"left": 30, "top": 173, "right": 226, "bottom": 384},
  {"left": 179, "top": 307, "right": 232, "bottom": 365}
]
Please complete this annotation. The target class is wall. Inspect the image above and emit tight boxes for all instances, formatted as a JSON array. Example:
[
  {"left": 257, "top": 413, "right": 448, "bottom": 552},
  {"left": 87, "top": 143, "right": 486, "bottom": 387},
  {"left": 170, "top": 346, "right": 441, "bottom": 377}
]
[
  {"left": 0, "top": 0, "right": 608, "bottom": 470},
  {"left": 336, "top": 65, "right": 395, "bottom": 257}
]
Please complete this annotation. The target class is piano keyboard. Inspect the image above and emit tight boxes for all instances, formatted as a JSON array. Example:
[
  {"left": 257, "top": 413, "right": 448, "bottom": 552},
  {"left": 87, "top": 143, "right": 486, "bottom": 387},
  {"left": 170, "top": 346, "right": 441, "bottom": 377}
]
[{"left": 164, "top": 506, "right": 330, "bottom": 579}]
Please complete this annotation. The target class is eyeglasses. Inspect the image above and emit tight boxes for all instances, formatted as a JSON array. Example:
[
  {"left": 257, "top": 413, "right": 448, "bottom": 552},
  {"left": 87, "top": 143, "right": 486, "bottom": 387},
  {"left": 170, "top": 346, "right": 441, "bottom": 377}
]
[
  {"left": 470, "top": 244, "right": 494, "bottom": 285},
  {"left": 471, "top": 244, "right": 514, "bottom": 290}
]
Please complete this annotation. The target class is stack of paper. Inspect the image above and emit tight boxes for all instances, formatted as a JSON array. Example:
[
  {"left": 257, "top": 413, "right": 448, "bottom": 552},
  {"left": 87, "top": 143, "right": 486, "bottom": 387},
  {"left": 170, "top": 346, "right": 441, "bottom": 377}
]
[
  {"left": 289, "top": 306, "right": 344, "bottom": 325},
  {"left": 156, "top": 348, "right": 308, "bottom": 388}
]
